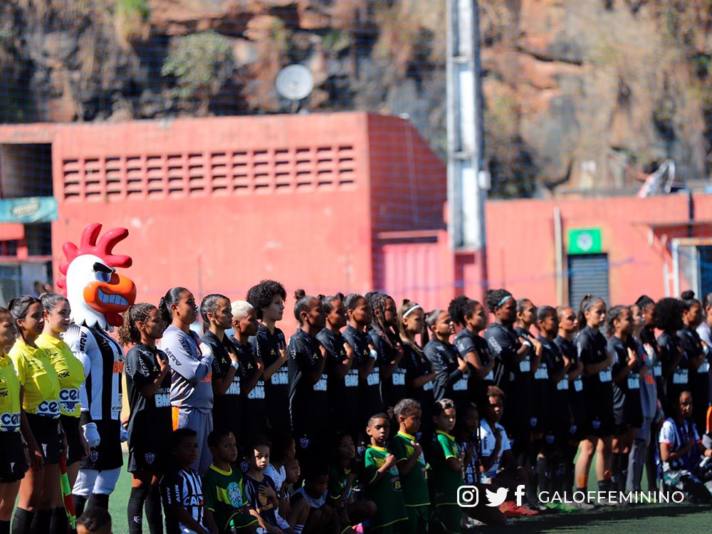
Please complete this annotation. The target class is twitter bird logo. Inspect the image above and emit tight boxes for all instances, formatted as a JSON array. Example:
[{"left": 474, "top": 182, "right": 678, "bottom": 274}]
[{"left": 485, "top": 487, "right": 509, "bottom": 507}]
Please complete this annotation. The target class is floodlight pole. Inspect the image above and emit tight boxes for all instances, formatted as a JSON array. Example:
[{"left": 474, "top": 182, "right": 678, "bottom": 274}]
[{"left": 446, "top": 0, "right": 488, "bottom": 297}]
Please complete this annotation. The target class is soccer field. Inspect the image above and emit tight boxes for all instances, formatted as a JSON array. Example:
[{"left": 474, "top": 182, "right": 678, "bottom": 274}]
[{"left": 107, "top": 457, "right": 710, "bottom": 533}]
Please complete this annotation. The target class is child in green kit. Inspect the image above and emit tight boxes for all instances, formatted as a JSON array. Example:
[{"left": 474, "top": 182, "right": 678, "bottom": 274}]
[
  {"left": 203, "top": 429, "right": 258, "bottom": 533},
  {"left": 429, "top": 399, "right": 464, "bottom": 533},
  {"left": 363, "top": 413, "right": 407, "bottom": 533},
  {"left": 328, "top": 432, "right": 377, "bottom": 530},
  {"left": 390, "top": 399, "right": 430, "bottom": 533}
]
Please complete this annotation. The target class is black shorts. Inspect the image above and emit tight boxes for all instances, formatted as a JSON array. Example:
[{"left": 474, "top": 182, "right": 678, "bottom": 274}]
[
  {"left": 61, "top": 415, "right": 85, "bottom": 465},
  {"left": 584, "top": 406, "right": 614, "bottom": 438},
  {"left": 128, "top": 428, "right": 170, "bottom": 474},
  {"left": 0, "top": 431, "right": 28, "bottom": 482},
  {"left": 128, "top": 445, "right": 166, "bottom": 474},
  {"left": 81, "top": 419, "right": 123, "bottom": 471},
  {"left": 26, "top": 413, "right": 63, "bottom": 465}
]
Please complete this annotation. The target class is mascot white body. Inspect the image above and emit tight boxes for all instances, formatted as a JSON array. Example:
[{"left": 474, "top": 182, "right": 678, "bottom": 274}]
[{"left": 59, "top": 223, "right": 136, "bottom": 512}]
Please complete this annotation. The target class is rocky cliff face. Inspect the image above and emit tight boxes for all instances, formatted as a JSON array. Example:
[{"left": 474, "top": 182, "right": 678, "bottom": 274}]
[{"left": 1, "top": 0, "right": 710, "bottom": 196}]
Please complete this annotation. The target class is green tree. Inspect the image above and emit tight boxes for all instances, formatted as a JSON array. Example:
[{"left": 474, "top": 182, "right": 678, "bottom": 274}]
[{"left": 162, "top": 31, "right": 235, "bottom": 114}]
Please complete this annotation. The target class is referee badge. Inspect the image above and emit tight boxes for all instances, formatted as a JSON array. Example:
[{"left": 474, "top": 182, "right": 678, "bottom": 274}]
[{"left": 145, "top": 452, "right": 155, "bottom": 465}]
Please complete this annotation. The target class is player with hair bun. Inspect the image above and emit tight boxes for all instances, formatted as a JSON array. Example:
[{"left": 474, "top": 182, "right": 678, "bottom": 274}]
[
  {"left": 287, "top": 290, "right": 327, "bottom": 459},
  {"left": 449, "top": 296, "right": 494, "bottom": 411},
  {"left": 121, "top": 303, "right": 171, "bottom": 534}
]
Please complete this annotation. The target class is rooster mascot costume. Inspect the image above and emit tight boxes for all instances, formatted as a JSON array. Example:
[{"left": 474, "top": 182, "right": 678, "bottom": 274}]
[{"left": 58, "top": 223, "right": 136, "bottom": 514}]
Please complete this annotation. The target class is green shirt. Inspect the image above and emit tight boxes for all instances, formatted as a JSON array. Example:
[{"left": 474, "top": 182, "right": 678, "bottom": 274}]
[
  {"left": 203, "top": 464, "right": 258, "bottom": 533},
  {"left": 391, "top": 431, "right": 430, "bottom": 508},
  {"left": 363, "top": 445, "right": 407, "bottom": 529},
  {"left": 328, "top": 464, "right": 354, "bottom": 507},
  {"left": 429, "top": 431, "right": 463, "bottom": 506}
]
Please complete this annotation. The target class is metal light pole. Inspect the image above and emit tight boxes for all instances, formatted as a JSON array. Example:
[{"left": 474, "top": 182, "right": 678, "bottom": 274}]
[{"left": 446, "top": 0, "right": 489, "bottom": 295}]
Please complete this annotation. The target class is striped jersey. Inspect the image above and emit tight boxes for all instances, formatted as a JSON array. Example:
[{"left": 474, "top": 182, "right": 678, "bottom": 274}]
[
  {"left": 64, "top": 324, "right": 123, "bottom": 422},
  {"left": 161, "top": 467, "right": 206, "bottom": 533}
]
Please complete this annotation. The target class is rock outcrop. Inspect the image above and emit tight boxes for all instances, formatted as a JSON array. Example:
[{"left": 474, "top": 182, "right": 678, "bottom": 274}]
[{"left": 0, "top": 0, "right": 710, "bottom": 196}]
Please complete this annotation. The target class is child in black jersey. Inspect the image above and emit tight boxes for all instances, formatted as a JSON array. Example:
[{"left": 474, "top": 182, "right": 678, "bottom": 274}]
[
  {"left": 246, "top": 281, "right": 289, "bottom": 434},
  {"left": 244, "top": 438, "right": 281, "bottom": 534},
  {"left": 328, "top": 432, "right": 376, "bottom": 530},
  {"left": 162, "top": 428, "right": 216, "bottom": 534},
  {"left": 342, "top": 294, "right": 381, "bottom": 443},
  {"left": 317, "top": 293, "right": 359, "bottom": 439},
  {"left": 121, "top": 303, "right": 172, "bottom": 534},
  {"left": 574, "top": 295, "right": 613, "bottom": 497},
  {"left": 287, "top": 290, "right": 327, "bottom": 459},
  {"left": 606, "top": 305, "right": 643, "bottom": 492},
  {"left": 449, "top": 296, "right": 494, "bottom": 411}
]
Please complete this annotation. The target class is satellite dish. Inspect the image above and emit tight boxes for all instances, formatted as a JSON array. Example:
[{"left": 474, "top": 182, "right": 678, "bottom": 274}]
[{"left": 275, "top": 64, "right": 313, "bottom": 105}]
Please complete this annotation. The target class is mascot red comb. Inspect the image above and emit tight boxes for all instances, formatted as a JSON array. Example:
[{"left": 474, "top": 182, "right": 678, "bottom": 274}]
[{"left": 60, "top": 223, "right": 136, "bottom": 514}]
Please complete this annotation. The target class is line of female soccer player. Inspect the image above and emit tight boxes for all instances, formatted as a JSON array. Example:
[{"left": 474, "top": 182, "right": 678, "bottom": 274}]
[{"left": 1, "top": 281, "right": 712, "bottom": 533}]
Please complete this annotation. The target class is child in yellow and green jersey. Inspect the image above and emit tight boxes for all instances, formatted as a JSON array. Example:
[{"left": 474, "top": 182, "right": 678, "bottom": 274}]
[
  {"left": 363, "top": 413, "right": 407, "bottom": 533},
  {"left": 429, "top": 399, "right": 463, "bottom": 533},
  {"left": 390, "top": 399, "right": 429, "bottom": 533},
  {"left": 204, "top": 429, "right": 258, "bottom": 533}
]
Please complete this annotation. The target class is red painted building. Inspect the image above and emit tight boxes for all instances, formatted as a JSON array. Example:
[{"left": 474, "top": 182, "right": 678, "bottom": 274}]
[{"left": 0, "top": 113, "right": 710, "bottom": 328}]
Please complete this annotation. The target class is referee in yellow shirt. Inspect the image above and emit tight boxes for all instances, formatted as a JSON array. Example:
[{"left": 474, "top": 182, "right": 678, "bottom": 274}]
[
  {"left": 9, "top": 296, "right": 65, "bottom": 534},
  {"left": 36, "top": 293, "right": 86, "bottom": 487}
]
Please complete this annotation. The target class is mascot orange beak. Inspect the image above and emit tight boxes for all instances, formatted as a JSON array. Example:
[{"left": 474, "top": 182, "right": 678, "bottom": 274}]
[{"left": 83, "top": 273, "right": 136, "bottom": 327}]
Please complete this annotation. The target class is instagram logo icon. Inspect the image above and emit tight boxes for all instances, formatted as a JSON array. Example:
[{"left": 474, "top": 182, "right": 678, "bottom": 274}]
[{"left": 456, "top": 485, "right": 480, "bottom": 507}]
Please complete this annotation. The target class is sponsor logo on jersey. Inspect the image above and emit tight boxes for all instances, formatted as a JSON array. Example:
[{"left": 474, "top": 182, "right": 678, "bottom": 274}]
[{"left": 0, "top": 412, "right": 20, "bottom": 429}]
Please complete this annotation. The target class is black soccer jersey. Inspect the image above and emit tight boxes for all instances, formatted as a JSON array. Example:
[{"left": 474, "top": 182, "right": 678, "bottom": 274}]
[
  {"left": 244, "top": 474, "right": 279, "bottom": 529},
  {"left": 454, "top": 328, "right": 494, "bottom": 409},
  {"left": 125, "top": 343, "right": 172, "bottom": 447},
  {"left": 369, "top": 327, "right": 407, "bottom": 408},
  {"left": 576, "top": 326, "right": 613, "bottom": 435},
  {"left": 343, "top": 325, "right": 382, "bottom": 425},
  {"left": 485, "top": 323, "right": 532, "bottom": 440},
  {"left": 231, "top": 336, "right": 267, "bottom": 441},
  {"left": 287, "top": 329, "right": 328, "bottom": 437},
  {"left": 677, "top": 327, "right": 709, "bottom": 433},
  {"left": 538, "top": 336, "right": 569, "bottom": 435},
  {"left": 608, "top": 336, "right": 643, "bottom": 428},
  {"left": 250, "top": 324, "right": 288, "bottom": 431},
  {"left": 317, "top": 328, "right": 358, "bottom": 431},
  {"left": 423, "top": 339, "right": 468, "bottom": 404},
  {"left": 555, "top": 335, "right": 585, "bottom": 435},
  {"left": 202, "top": 331, "right": 242, "bottom": 439}
]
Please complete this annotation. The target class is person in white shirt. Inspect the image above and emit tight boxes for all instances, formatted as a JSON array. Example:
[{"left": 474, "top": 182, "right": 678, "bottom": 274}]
[
  {"left": 659, "top": 390, "right": 712, "bottom": 503},
  {"left": 478, "top": 386, "right": 537, "bottom": 516}
]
